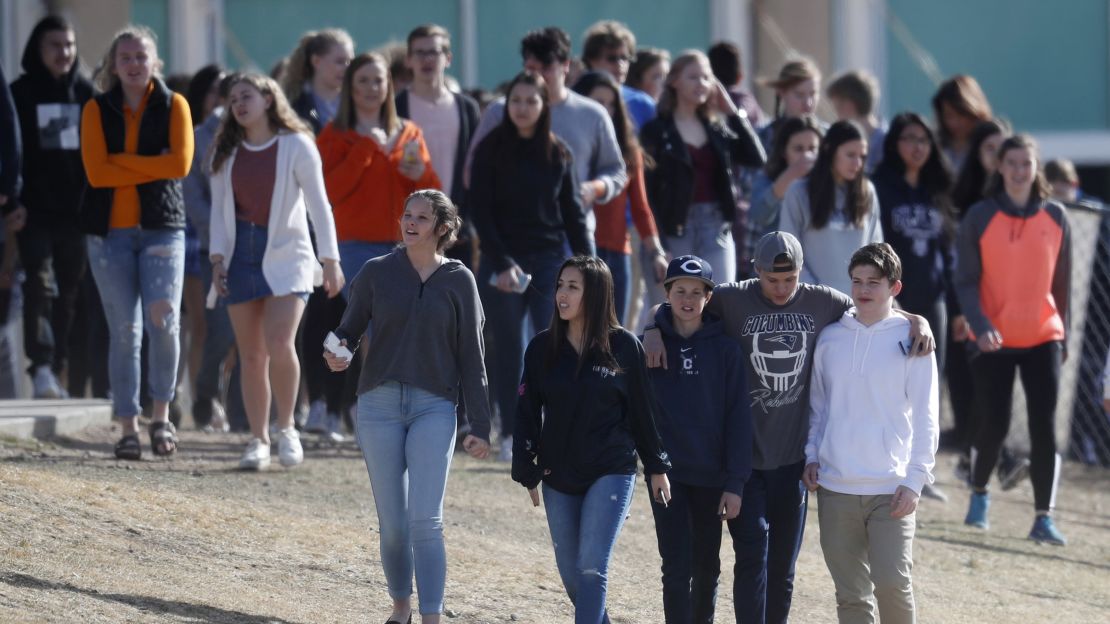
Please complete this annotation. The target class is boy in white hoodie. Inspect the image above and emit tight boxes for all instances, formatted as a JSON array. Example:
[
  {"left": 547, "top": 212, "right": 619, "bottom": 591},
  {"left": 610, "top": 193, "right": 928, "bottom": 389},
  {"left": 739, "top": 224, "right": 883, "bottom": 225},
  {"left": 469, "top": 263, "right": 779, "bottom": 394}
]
[{"left": 803, "top": 242, "right": 938, "bottom": 624}]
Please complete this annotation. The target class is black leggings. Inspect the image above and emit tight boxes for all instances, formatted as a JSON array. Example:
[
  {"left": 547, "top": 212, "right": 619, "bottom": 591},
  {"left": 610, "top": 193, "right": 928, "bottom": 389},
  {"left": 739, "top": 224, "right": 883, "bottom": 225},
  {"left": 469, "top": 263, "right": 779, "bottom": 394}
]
[{"left": 970, "top": 342, "right": 1062, "bottom": 511}]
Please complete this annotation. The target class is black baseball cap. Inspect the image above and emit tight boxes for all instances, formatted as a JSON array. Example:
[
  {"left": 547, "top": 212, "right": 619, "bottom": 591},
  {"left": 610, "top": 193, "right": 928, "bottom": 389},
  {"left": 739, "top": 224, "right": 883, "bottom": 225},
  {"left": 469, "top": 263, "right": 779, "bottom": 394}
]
[{"left": 664, "top": 255, "right": 715, "bottom": 289}]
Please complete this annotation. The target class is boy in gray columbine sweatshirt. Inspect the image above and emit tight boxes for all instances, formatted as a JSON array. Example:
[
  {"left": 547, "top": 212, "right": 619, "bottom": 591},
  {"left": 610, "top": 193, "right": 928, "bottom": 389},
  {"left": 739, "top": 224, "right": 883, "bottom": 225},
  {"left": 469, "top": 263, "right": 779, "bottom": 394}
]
[{"left": 644, "top": 231, "right": 933, "bottom": 624}]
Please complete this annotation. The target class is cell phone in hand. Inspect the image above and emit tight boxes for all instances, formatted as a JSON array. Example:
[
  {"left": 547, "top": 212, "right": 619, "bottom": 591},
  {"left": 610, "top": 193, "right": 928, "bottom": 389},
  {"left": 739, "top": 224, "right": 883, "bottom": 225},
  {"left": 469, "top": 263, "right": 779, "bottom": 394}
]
[
  {"left": 324, "top": 331, "right": 353, "bottom": 362},
  {"left": 489, "top": 271, "right": 532, "bottom": 294}
]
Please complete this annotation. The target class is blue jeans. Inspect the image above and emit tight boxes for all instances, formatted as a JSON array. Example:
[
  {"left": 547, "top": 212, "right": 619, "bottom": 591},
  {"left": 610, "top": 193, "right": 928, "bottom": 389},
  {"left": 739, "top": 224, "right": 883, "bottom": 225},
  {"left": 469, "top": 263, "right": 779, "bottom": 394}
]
[
  {"left": 87, "top": 228, "right": 185, "bottom": 417},
  {"left": 355, "top": 381, "right": 457, "bottom": 615},
  {"left": 664, "top": 202, "right": 736, "bottom": 284},
  {"left": 597, "top": 248, "right": 631, "bottom": 326},
  {"left": 339, "top": 240, "right": 396, "bottom": 301},
  {"left": 727, "top": 460, "right": 808, "bottom": 624},
  {"left": 649, "top": 480, "right": 724, "bottom": 624},
  {"left": 194, "top": 250, "right": 238, "bottom": 412},
  {"left": 478, "top": 248, "right": 565, "bottom": 438},
  {"left": 542, "top": 473, "right": 636, "bottom": 624}
]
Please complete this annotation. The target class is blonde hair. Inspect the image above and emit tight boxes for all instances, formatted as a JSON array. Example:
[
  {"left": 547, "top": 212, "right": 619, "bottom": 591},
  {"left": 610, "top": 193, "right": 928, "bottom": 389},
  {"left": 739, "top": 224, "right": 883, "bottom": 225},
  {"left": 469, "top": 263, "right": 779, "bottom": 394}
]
[
  {"left": 95, "top": 24, "right": 161, "bottom": 93},
  {"left": 333, "top": 53, "right": 401, "bottom": 135},
  {"left": 761, "top": 57, "right": 822, "bottom": 118},
  {"left": 210, "top": 73, "right": 312, "bottom": 173},
  {"left": 281, "top": 28, "right": 354, "bottom": 102},
  {"left": 657, "top": 50, "right": 713, "bottom": 119}
]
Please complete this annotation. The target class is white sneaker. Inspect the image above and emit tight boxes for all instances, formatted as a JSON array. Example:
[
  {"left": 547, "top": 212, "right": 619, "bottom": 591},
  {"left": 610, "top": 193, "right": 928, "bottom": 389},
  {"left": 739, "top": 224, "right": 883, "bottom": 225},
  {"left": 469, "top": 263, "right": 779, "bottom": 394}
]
[
  {"left": 498, "top": 435, "right": 513, "bottom": 463},
  {"left": 32, "top": 366, "right": 67, "bottom": 399},
  {"left": 304, "top": 399, "right": 327, "bottom": 434},
  {"left": 277, "top": 427, "right": 303, "bottom": 467},
  {"left": 239, "top": 438, "right": 271, "bottom": 470}
]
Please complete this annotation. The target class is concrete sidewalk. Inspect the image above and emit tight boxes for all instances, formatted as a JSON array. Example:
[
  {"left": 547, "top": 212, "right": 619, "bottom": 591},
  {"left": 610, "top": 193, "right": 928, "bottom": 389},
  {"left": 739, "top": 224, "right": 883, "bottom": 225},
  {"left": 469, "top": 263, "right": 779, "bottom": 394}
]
[{"left": 0, "top": 400, "right": 113, "bottom": 440}]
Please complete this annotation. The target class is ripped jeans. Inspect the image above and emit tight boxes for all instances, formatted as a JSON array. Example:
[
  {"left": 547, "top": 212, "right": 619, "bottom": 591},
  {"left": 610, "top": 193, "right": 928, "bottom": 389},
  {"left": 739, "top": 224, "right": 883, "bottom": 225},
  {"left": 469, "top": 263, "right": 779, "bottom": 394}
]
[
  {"left": 542, "top": 473, "right": 636, "bottom": 624},
  {"left": 87, "top": 228, "right": 184, "bottom": 417}
]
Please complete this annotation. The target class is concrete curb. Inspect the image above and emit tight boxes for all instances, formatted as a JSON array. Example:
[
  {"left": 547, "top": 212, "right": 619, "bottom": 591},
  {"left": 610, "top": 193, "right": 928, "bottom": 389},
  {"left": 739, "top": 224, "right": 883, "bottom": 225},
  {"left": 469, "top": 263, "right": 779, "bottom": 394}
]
[{"left": 0, "top": 400, "right": 113, "bottom": 440}]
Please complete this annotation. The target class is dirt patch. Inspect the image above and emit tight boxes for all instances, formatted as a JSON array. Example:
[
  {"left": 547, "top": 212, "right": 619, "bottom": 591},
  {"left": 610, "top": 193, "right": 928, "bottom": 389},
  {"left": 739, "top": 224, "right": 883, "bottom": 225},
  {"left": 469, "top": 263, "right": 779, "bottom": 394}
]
[{"left": 1, "top": 423, "right": 1108, "bottom": 623}]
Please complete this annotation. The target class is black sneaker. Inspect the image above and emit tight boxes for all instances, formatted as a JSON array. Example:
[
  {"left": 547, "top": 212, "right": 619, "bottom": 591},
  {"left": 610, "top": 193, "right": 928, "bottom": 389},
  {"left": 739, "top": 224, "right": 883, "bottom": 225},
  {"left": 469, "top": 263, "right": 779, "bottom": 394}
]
[{"left": 193, "top": 396, "right": 214, "bottom": 429}]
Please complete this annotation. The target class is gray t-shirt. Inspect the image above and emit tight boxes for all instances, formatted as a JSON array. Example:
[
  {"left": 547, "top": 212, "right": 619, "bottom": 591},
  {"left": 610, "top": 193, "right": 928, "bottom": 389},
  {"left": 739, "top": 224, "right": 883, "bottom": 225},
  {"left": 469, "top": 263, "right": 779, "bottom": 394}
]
[{"left": 707, "top": 280, "right": 852, "bottom": 470}]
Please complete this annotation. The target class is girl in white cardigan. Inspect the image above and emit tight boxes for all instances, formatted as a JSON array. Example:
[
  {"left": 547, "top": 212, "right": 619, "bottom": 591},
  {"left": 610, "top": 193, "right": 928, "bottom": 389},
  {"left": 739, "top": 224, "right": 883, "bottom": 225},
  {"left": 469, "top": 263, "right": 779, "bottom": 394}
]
[{"left": 209, "top": 73, "right": 344, "bottom": 470}]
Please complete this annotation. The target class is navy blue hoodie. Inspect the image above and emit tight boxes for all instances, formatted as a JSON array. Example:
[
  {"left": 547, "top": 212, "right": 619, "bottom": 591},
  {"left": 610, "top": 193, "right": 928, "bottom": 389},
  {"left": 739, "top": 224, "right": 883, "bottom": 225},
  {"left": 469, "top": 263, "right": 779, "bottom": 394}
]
[
  {"left": 647, "top": 304, "right": 752, "bottom": 495},
  {"left": 873, "top": 170, "right": 956, "bottom": 315}
]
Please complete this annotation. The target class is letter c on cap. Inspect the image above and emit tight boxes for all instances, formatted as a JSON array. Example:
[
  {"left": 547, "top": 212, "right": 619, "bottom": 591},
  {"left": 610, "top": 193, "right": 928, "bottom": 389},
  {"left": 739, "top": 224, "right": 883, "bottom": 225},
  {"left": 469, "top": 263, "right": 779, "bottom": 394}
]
[{"left": 681, "top": 259, "right": 702, "bottom": 274}]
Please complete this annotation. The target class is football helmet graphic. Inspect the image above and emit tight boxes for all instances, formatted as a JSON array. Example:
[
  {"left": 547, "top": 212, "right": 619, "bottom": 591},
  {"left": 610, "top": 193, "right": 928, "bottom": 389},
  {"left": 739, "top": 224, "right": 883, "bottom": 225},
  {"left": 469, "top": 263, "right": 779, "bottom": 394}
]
[{"left": 750, "top": 331, "right": 808, "bottom": 392}]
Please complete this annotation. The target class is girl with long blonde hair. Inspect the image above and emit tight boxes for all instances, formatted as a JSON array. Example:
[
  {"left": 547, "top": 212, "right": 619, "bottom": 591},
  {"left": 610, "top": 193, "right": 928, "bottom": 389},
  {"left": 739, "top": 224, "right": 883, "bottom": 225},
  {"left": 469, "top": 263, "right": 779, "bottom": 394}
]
[{"left": 208, "top": 73, "right": 344, "bottom": 470}]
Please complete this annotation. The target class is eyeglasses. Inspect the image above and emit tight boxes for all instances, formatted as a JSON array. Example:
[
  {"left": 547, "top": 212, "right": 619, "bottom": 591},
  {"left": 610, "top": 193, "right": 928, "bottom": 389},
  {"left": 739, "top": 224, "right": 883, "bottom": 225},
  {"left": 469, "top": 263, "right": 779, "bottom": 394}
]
[
  {"left": 605, "top": 54, "right": 631, "bottom": 64},
  {"left": 411, "top": 49, "right": 446, "bottom": 59}
]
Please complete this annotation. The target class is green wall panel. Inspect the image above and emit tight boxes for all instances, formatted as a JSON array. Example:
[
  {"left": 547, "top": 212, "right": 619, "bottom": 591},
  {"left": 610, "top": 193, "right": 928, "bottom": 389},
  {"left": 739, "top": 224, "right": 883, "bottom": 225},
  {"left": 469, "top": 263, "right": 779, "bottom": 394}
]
[{"left": 887, "top": 0, "right": 1109, "bottom": 131}]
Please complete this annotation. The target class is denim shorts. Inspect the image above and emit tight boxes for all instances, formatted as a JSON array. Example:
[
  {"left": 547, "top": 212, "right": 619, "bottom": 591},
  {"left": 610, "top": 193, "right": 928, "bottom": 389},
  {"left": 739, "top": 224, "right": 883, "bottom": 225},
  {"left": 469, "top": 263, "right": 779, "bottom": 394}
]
[{"left": 226, "top": 220, "right": 308, "bottom": 305}]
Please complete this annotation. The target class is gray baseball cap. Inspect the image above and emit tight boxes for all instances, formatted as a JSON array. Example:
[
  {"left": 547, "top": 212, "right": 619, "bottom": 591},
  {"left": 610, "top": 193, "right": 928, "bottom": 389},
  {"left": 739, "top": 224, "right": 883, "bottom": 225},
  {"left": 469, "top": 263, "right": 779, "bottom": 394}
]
[{"left": 752, "top": 231, "right": 804, "bottom": 272}]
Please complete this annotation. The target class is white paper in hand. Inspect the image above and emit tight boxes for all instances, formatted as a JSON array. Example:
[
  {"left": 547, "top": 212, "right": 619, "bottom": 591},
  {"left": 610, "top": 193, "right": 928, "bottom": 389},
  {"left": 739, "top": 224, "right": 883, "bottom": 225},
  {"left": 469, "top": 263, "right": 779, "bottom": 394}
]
[{"left": 324, "top": 332, "right": 353, "bottom": 362}]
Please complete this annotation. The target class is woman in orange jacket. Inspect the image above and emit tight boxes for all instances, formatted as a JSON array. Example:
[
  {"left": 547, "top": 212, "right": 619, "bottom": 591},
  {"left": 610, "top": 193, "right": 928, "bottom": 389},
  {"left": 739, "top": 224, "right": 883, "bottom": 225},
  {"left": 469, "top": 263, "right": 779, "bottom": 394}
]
[
  {"left": 80, "top": 25, "right": 193, "bottom": 459},
  {"left": 318, "top": 52, "right": 440, "bottom": 281}
]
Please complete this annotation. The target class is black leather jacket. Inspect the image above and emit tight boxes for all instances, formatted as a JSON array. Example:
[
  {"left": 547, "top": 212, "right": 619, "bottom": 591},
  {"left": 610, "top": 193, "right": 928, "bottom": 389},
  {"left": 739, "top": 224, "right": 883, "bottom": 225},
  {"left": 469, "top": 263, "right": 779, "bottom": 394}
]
[{"left": 640, "top": 112, "right": 765, "bottom": 237}]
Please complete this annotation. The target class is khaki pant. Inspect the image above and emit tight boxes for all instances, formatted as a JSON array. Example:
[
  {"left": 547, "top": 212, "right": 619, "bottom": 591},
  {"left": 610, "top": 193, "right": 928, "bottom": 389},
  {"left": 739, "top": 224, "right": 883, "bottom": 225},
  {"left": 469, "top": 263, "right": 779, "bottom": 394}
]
[{"left": 817, "top": 488, "right": 916, "bottom": 624}]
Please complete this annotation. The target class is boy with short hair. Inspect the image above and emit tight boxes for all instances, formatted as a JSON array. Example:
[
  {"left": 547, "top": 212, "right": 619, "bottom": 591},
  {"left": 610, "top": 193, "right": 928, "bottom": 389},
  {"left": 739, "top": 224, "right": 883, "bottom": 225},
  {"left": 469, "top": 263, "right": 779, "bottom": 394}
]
[
  {"left": 826, "top": 70, "right": 885, "bottom": 173},
  {"left": 804, "top": 242, "right": 938, "bottom": 624},
  {"left": 646, "top": 254, "right": 751, "bottom": 624}
]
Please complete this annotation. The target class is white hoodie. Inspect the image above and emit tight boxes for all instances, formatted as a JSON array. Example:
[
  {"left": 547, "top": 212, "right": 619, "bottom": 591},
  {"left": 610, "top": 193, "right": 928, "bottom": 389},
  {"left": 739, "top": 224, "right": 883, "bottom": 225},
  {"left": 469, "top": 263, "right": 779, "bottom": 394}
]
[{"left": 805, "top": 312, "right": 939, "bottom": 495}]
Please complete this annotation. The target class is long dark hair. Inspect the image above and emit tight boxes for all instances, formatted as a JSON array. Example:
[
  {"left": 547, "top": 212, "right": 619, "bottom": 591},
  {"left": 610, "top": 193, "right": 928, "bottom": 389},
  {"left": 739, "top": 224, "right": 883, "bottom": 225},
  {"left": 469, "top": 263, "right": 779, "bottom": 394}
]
[
  {"left": 987, "top": 134, "right": 1050, "bottom": 202},
  {"left": 951, "top": 119, "right": 1010, "bottom": 213},
  {"left": 186, "top": 64, "right": 225, "bottom": 125},
  {"left": 484, "top": 71, "right": 561, "bottom": 164},
  {"left": 765, "top": 114, "right": 823, "bottom": 179},
  {"left": 571, "top": 70, "right": 646, "bottom": 169},
  {"left": 874, "top": 112, "right": 956, "bottom": 238},
  {"left": 806, "top": 120, "right": 872, "bottom": 228},
  {"left": 547, "top": 256, "right": 621, "bottom": 375}
]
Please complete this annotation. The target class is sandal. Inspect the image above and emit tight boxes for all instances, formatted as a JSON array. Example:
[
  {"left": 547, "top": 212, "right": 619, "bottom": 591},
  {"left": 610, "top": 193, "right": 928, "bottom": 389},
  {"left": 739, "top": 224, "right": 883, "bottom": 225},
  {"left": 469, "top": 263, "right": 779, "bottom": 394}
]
[
  {"left": 114, "top": 434, "right": 142, "bottom": 460},
  {"left": 150, "top": 421, "right": 178, "bottom": 457}
]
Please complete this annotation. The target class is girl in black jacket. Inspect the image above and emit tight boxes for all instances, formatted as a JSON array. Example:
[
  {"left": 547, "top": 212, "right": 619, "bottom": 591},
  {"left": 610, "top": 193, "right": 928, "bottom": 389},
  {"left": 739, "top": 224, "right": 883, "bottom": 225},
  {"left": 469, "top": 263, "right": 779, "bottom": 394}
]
[
  {"left": 513, "top": 255, "right": 671, "bottom": 624},
  {"left": 470, "top": 71, "right": 593, "bottom": 458},
  {"left": 640, "top": 51, "right": 764, "bottom": 308}
]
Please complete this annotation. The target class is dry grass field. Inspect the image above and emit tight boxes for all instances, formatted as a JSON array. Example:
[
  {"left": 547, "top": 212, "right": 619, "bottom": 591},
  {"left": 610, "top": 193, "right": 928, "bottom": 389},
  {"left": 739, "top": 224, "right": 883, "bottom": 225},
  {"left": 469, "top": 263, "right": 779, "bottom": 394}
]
[{"left": 1, "top": 423, "right": 1108, "bottom": 623}]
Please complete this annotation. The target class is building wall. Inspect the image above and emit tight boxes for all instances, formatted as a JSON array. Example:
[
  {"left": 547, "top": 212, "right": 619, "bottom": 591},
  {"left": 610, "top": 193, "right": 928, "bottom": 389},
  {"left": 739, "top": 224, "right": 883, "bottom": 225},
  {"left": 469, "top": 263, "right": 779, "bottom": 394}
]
[{"left": 886, "top": 0, "right": 1110, "bottom": 132}]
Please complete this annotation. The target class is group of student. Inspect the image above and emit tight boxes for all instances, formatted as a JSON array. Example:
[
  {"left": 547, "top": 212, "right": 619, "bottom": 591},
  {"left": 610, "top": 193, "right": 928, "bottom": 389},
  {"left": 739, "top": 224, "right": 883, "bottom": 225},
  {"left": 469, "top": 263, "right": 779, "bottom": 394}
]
[{"left": 0, "top": 13, "right": 1092, "bottom": 624}]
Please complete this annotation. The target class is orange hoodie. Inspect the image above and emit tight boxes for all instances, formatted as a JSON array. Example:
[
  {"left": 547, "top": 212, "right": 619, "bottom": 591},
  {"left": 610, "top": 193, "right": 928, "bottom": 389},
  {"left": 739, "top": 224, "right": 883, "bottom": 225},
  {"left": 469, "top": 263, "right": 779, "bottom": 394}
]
[{"left": 317, "top": 120, "right": 440, "bottom": 243}]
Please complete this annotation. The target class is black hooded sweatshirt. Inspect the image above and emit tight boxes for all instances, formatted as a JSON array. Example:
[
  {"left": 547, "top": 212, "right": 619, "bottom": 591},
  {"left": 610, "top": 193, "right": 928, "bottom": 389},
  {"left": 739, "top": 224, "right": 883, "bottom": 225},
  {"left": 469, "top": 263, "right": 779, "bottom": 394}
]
[{"left": 9, "top": 19, "right": 95, "bottom": 222}]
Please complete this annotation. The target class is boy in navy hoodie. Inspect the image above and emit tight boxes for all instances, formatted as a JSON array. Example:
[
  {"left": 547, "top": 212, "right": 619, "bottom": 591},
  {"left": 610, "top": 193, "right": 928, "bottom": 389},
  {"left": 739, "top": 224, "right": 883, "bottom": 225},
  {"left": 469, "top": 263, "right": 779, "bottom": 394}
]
[
  {"left": 804, "top": 243, "right": 938, "bottom": 624},
  {"left": 646, "top": 254, "right": 752, "bottom": 624}
]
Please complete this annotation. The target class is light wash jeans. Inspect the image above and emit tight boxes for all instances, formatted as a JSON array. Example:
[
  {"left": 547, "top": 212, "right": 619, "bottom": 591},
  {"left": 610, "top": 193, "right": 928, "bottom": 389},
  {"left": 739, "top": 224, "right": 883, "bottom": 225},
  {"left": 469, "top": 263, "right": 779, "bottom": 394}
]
[
  {"left": 355, "top": 381, "right": 457, "bottom": 615},
  {"left": 542, "top": 473, "right": 637, "bottom": 624},
  {"left": 87, "top": 228, "right": 185, "bottom": 417}
]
